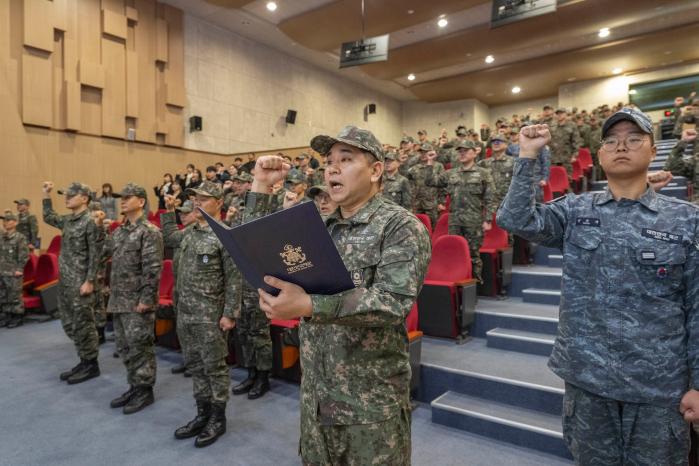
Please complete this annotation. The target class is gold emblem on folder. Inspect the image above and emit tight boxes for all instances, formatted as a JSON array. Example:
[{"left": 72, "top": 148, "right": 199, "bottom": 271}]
[{"left": 280, "top": 244, "right": 314, "bottom": 274}]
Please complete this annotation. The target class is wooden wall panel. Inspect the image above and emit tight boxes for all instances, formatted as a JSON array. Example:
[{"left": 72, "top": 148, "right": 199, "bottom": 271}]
[
  {"left": 102, "top": 9, "right": 127, "bottom": 39},
  {"left": 125, "top": 50, "right": 139, "bottom": 118},
  {"left": 162, "top": 5, "right": 184, "bottom": 108},
  {"left": 101, "top": 37, "right": 126, "bottom": 138},
  {"left": 23, "top": 0, "right": 54, "bottom": 52},
  {"left": 65, "top": 80, "right": 82, "bottom": 130},
  {"left": 22, "top": 50, "right": 53, "bottom": 127},
  {"left": 134, "top": 0, "right": 157, "bottom": 143},
  {"left": 80, "top": 86, "right": 102, "bottom": 135},
  {"left": 52, "top": 33, "right": 67, "bottom": 129},
  {"left": 79, "top": 60, "right": 105, "bottom": 88},
  {"left": 155, "top": 18, "right": 168, "bottom": 63}
]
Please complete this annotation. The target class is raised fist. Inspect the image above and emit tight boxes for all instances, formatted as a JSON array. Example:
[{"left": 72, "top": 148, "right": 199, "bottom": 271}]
[
  {"left": 253, "top": 156, "right": 290, "bottom": 191},
  {"left": 164, "top": 194, "right": 177, "bottom": 211},
  {"left": 681, "top": 128, "right": 697, "bottom": 143},
  {"left": 42, "top": 181, "right": 54, "bottom": 193},
  {"left": 283, "top": 190, "right": 300, "bottom": 210},
  {"left": 519, "top": 125, "right": 551, "bottom": 158}
]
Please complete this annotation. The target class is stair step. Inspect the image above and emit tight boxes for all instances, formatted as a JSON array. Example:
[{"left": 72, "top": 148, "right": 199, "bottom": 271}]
[
  {"left": 487, "top": 327, "right": 555, "bottom": 357},
  {"left": 533, "top": 245, "right": 561, "bottom": 266},
  {"left": 547, "top": 254, "right": 563, "bottom": 267},
  {"left": 431, "top": 391, "right": 571, "bottom": 459},
  {"left": 522, "top": 288, "right": 561, "bottom": 306},
  {"left": 473, "top": 298, "right": 558, "bottom": 337},
  {"left": 509, "top": 266, "right": 562, "bottom": 297}
]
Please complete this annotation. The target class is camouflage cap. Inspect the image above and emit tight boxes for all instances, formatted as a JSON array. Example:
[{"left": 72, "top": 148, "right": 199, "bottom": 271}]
[
  {"left": 602, "top": 107, "right": 653, "bottom": 139},
  {"left": 58, "top": 182, "right": 92, "bottom": 199},
  {"left": 417, "top": 129, "right": 427, "bottom": 135},
  {"left": 310, "top": 125, "right": 384, "bottom": 161},
  {"left": 176, "top": 199, "right": 194, "bottom": 213},
  {"left": 384, "top": 151, "right": 399, "bottom": 161},
  {"left": 116, "top": 182, "right": 147, "bottom": 199},
  {"left": 418, "top": 142, "right": 433, "bottom": 152},
  {"left": 297, "top": 153, "right": 308, "bottom": 160},
  {"left": 555, "top": 107, "right": 568, "bottom": 114},
  {"left": 307, "top": 185, "right": 329, "bottom": 198},
  {"left": 0, "top": 210, "right": 18, "bottom": 221},
  {"left": 186, "top": 180, "right": 223, "bottom": 199},
  {"left": 456, "top": 127, "right": 468, "bottom": 136},
  {"left": 233, "top": 172, "right": 254, "bottom": 183},
  {"left": 14, "top": 198, "right": 30, "bottom": 206},
  {"left": 286, "top": 173, "right": 307, "bottom": 185},
  {"left": 455, "top": 140, "right": 476, "bottom": 150},
  {"left": 89, "top": 201, "right": 103, "bottom": 211},
  {"left": 510, "top": 127, "right": 520, "bottom": 134},
  {"left": 490, "top": 134, "right": 508, "bottom": 144},
  {"left": 400, "top": 136, "right": 413, "bottom": 144}
]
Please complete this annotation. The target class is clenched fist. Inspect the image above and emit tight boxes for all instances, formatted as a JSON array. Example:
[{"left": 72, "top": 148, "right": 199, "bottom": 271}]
[
  {"left": 519, "top": 125, "right": 551, "bottom": 159},
  {"left": 252, "top": 156, "right": 291, "bottom": 193},
  {"left": 681, "top": 128, "right": 697, "bottom": 143}
]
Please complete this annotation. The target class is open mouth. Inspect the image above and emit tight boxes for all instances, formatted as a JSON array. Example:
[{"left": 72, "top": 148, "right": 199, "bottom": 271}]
[{"left": 328, "top": 180, "right": 344, "bottom": 192}]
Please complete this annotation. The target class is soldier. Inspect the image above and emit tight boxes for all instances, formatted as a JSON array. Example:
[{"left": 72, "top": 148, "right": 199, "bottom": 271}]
[
  {"left": 171, "top": 200, "right": 196, "bottom": 377},
  {"left": 673, "top": 104, "right": 698, "bottom": 139},
  {"left": 417, "top": 129, "right": 428, "bottom": 143},
  {"left": 664, "top": 128, "right": 699, "bottom": 204},
  {"left": 426, "top": 140, "right": 496, "bottom": 283},
  {"left": 575, "top": 115, "right": 591, "bottom": 149},
  {"left": 478, "top": 134, "right": 515, "bottom": 208},
  {"left": 549, "top": 108, "right": 582, "bottom": 180},
  {"left": 102, "top": 184, "right": 163, "bottom": 415},
  {"left": 497, "top": 109, "right": 699, "bottom": 465},
  {"left": 89, "top": 202, "right": 108, "bottom": 344},
  {"left": 43, "top": 181, "right": 102, "bottom": 384},
  {"left": 538, "top": 104, "right": 555, "bottom": 126},
  {"left": 246, "top": 125, "right": 431, "bottom": 465},
  {"left": 306, "top": 157, "right": 326, "bottom": 187},
  {"left": 307, "top": 185, "right": 337, "bottom": 218},
  {"left": 285, "top": 173, "right": 311, "bottom": 205},
  {"left": 588, "top": 116, "right": 603, "bottom": 171},
  {"left": 161, "top": 181, "right": 240, "bottom": 448},
  {"left": 14, "top": 199, "right": 38, "bottom": 251},
  {"left": 408, "top": 143, "right": 444, "bottom": 228},
  {"left": 223, "top": 172, "right": 253, "bottom": 224},
  {"left": 0, "top": 211, "right": 29, "bottom": 328},
  {"left": 382, "top": 152, "right": 413, "bottom": 209}
]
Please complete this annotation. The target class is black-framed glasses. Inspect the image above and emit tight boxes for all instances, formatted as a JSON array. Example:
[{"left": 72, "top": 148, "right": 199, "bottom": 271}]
[{"left": 601, "top": 135, "right": 647, "bottom": 152}]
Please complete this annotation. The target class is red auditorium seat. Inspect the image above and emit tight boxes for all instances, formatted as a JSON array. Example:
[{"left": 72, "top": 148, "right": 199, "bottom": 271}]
[
  {"left": 479, "top": 223, "right": 514, "bottom": 297},
  {"left": 542, "top": 182, "right": 554, "bottom": 202},
  {"left": 572, "top": 160, "right": 584, "bottom": 193},
  {"left": 578, "top": 148, "right": 593, "bottom": 173},
  {"left": 417, "top": 235, "right": 477, "bottom": 341},
  {"left": 443, "top": 194, "right": 451, "bottom": 215},
  {"left": 158, "top": 259, "right": 174, "bottom": 308},
  {"left": 548, "top": 166, "right": 570, "bottom": 196},
  {"left": 432, "top": 213, "right": 449, "bottom": 244},
  {"left": 415, "top": 214, "right": 433, "bottom": 237},
  {"left": 108, "top": 221, "right": 121, "bottom": 233},
  {"left": 270, "top": 319, "right": 302, "bottom": 383},
  {"left": 46, "top": 235, "right": 61, "bottom": 256},
  {"left": 23, "top": 254, "right": 39, "bottom": 291},
  {"left": 147, "top": 211, "right": 162, "bottom": 228},
  {"left": 23, "top": 253, "right": 59, "bottom": 313},
  {"left": 405, "top": 302, "right": 423, "bottom": 395}
]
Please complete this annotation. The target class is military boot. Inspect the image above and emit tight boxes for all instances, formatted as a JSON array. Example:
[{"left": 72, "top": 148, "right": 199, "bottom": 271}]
[
  {"left": 60, "top": 360, "right": 85, "bottom": 381},
  {"left": 123, "top": 386, "right": 154, "bottom": 414},
  {"left": 110, "top": 385, "right": 136, "bottom": 408},
  {"left": 247, "top": 370, "right": 270, "bottom": 400},
  {"left": 194, "top": 402, "right": 226, "bottom": 448},
  {"left": 171, "top": 363, "right": 186, "bottom": 374},
  {"left": 231, "top": 367, "right": 256, "bottom": 395},
  {"left": 0, "top": 314, "right": 10, "bottom": 328},
  {"left": 97, "top": 327, "right": 106, "bottom": 345},
  {"left": 174, "top": 400, "right": 211, "bottom": 439},
  {"left": 67, "top": 359, "right": 100, "bottom": 384},
  {"left": 6, "top": 315, "right": 23, "bottom": 328}
]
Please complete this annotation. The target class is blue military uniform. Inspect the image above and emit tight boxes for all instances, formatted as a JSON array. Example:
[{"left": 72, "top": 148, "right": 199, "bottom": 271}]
[{"left": 497, "top": 157, "right": 699, "bottom": 465}]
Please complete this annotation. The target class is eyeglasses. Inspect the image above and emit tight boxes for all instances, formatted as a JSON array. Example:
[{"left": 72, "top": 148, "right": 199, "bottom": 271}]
[{"left": 601, "top": 135, "right": 647, "bottom": 152}]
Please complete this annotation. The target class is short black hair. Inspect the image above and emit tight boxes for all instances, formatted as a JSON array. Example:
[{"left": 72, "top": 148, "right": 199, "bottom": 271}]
[
  {"left": 234, "top": 157, "right": 243, "bottom": 162},
  {"left": 206, "top": 166, "right": 216, "bottom": 172}
]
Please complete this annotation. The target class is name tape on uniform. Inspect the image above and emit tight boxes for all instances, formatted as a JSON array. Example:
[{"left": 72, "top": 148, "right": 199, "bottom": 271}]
[
  {"left": 641, "top": 228, "right": 682, "bottom": 244},
  {"left": 575, "top": 217, "right": 601, "bottom": 227}
]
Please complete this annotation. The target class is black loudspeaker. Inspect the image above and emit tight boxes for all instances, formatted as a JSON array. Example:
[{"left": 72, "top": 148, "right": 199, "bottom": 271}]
[
  {"left": 367, "top": 103, "right": 376, "bottom": 114},
  {"left": 189, "top": 116, "right": 203, "bottom": 132},
  {"left": 285, "top": 109, "right": 297, "bottom": 124}
]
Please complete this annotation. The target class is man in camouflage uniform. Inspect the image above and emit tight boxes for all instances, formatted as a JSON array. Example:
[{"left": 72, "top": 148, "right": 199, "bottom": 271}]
[
  {"left": 0, "top": 211, "right": 29, "bottom": 328},
  {"left": 89, "top": 202, "right": 108, "bottom": 343},
  {"left": 538, "top": 104, "right": 555, "bottom": 126},
  {"left": 381, "top": 152, "right": 413, "bottom": 209},
  {"left": 14, "top": 199, "right": 39, "bottom": 251},
  {"left": 426, "top": 140, "right": 497, "bottom": 283},
  {"left": 223, "top": 172, "right": 253, "bottom": 225},
  {"left": 478, "top": 134, "right": 515, "bottom": 208},
  {"left": 43, "top": 181, "right": 103, "bottom": 384},
  {"left": 171, "top": 200, "right": 196, "bottom": 376},
  {"left": 673, "top": 103, "right": 697, "bottom": 139},
  {"left": 408, "top": 143, "right": 444, "bottom": 228},
  {"left": 102, "top": 184, "right": 163, "bottom": 414},
  {"left": 497, "top": 109, "right": 699, "bottom": 465},
  {"left": 549, "top": 108, "right": 582, "bottom": 179},
  {"left": 307, "top": 185, "right": 337, "bottom": 219},
  {"left": 588, "top": 116, "right": 603, "bottom": 173},
  {"left": 664, "top": 128, "right": 699, "bottom": 204},
  {"left": 161, "top": 180, "right": 240, "bottom": 448},
  {"left": 575, "top": 115, "right": 591, "bottom": 150},
  {"left": 246, "top": 126, "right": 431, "bottom": 465}
]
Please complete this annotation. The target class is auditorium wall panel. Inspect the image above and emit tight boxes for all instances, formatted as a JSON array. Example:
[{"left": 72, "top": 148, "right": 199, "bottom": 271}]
[
  {"left": 401, "top": 98, "right": 483, "bottom": 140},
  {"left": 489, "top": 96, "right": 558, "bottom": 126}
]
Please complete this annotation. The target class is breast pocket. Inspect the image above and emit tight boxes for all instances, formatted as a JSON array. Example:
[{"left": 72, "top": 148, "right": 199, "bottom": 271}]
[
  {"left": 346, "top": 246, "right": 381, "bottom": 288},
  {"left": 632, "top": 242, "right": 686, "bottom": 297},
  {"left": 566, "top": 227, "right": 602, "bottom": 267},
  {"left": 195, "top": 242, "right": 221, "bottom": 271},
  {"left": 466, "top": 181, "right": 482, "bottom": 195}
]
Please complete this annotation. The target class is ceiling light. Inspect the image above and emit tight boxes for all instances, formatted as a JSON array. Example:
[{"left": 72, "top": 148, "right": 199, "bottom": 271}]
[
  {"left": 407, "top": 9, "right": 415, "bottom": 14},
  {"left": 628, "top": 89, "right": 637, "bottom": 95},
  {"left": 266, "top": 1, "right": 277, "bottom": 12},
  {"left": 612, "top": 67, "right": 623, "bottom": 75},
  {"left": 437, "top": 18, "right": 448, "bottom": 28},
  {"left": 407, "top": 73, "right": 416, "bottom": 81},
  {"left": 512, "top": 86, "right": 521, "bottom": 94},
  {"left": 567, "top": 77, "right": 577, "bottom": 82},
  {"left": 598, "top": 28, "right": 610, "bottom": 38},
  {"left": 485, "top": 55, "right": 494, "bottom": 64}
]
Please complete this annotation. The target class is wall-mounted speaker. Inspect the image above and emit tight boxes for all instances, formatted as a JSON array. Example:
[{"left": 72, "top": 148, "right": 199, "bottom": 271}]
[
  {"left": 367, "top": 103, "right": 376, "bottom": 114},
  {"left": 189, "top": 115, "right": 203, "bottom": 132},
  {"left": 285, "top": 109, "right": 297, "bottom": 124}
]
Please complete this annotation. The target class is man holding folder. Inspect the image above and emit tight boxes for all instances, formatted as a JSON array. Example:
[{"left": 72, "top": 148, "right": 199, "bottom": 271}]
[{"left": 245, "top": 126, "right": 431, "bottom": 465}]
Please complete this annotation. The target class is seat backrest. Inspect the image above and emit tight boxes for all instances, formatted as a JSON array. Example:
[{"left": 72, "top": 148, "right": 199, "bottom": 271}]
[
  {"left": 406, "top": 302, "right": 419, "bottom": 332},
  {"left": 578, "top": 148, "right": 593, "bottom": 168},
  {"left": 444, "top": 194, "right": 451, "bottom": 212},
  {"left": 147, "top": 212, "right": 161, "bottom": 229},
  {"left": 548, "top": 166, "right": 570, "bottom": 193},
  {"left": 426, "top": 235, "right": 472, "bottom": 281},
  {"left": 482, "top": 224, "right": 509, "bottom": 250},
  {"left": 34, "top": 253, "right": 59, "bottom": 287},
  {"left": 24, "top": 254, "right": 39, "bottom": 281},
  {"left": 46, "top": 235, "right": 61, "bottom": 255},
  {"left": 432, "top": 213, "right": 450, "bottom": 244},
  {"left": 415, "top": 214, "right": 433, "bottom": 236},
  {"left": 159, "top": 259, "right": 174, "bottom": 298},
  {"left": 542, "top": 182, "right": 554, "bottom": 202},
  {"left": 572, "top": 159, "right": 583, "bottom": 180}
]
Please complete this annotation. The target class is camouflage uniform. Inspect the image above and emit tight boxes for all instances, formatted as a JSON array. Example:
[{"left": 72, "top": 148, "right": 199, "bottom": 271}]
[
  {"left": 426, "top": 148, "right": 497, "bottom": 282},
  {"left": 478, "top": 137, "right": 515, "bottom": 207},
  {"left": 89, "top": 203, "right": 108, "bottom": 332},
  {"left": 103, "top": 187, "right": 163, "bottom": 389},
  {"left": 43, "top": 185, "right": 102, "bottom": 362},
  {"left": 382, "top": 154, "right": 413, "bottom": 210},
  {"left": 497, "top": 109, "right": 696, "bottom": 465},
  {"left": 549, "top": 112, "right": 582, "bottom": 178},
  {"left": 0, "top": 216, "right": 29, "bottom": 323},
  {"left": 664, "top": 139, "right": 699, "bottom": 203},
  {"left": 408, "top": 145, "right": 444, "bottom": 227},
  {"left": 160, "top": 181, "right": 240, "bottom": 404},
  {"left": 15, "top": 204, "right": 38, "bottom": 248}
]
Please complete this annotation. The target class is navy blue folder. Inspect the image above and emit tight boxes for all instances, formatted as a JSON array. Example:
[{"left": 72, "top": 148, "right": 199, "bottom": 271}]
[{"left": 200, "top": 202, "right": 354, "bottom": 296}]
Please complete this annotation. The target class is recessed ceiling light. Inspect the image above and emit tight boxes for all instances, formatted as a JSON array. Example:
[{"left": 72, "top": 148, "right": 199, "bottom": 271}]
[
  {"left": 598, "top": 28, "right": 610, "bottom": 38},
  {"left": 567, "top": 77, "right": 577, "bottom": 82},
  {"left": 407, "top": 73, "right": 416, "bottom": 81},
  {"left": 485, "top": 55, "right": 494, "bottom": 64},
  {"left": 612, "top": 67, "right": 623, "bottom": 75},
  {"left": 664, "top": 51, "right": 672, "bottom": 55},
  {"left": 437, "top": 18, "right": 448, "bottom": 28},
  {"left": 407, "top": 9, "right": 415, "bottom": 14},
  {"left": 512, "top": 86, "right": 521, "bottom": 94},
  {"left": 266, "top": 2, "right": 277, "bottom": 12},
  {"left": 628, "top": 89, "right": 637, "bottom": 95}
]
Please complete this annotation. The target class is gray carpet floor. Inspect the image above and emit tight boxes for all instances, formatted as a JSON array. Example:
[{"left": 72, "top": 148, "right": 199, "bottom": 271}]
[{"left": 0, "top": 320, "right": 571, "bottom": 466}]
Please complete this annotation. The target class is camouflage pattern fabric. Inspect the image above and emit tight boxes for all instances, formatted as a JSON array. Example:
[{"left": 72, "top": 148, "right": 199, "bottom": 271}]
[
  {"left": 236, "top": 286, "right": 272, "bottom": 371},
  {"left": 497, "top": 158, "right": 699, "bottom": 407},
  {"left": 245, "top": 192, "right": 431, "bottom": 463},
  {"left": 177, "top": 321, "right": 230, "bottom": 403},
  {"left": 664, "top": 140, "right": 699, "bottom": 203},
  {"left": 43, "top": 199, "right": 102, "bottom": 360},
  {"left": 113, "top": 311, "right": 156, "bottom": 387},
  {"left": 382, "top": 172, "right": 413, "bottom": 210},
  {"left": 408, "top": 162, "right": 445, "bottom": 227},
  {"left": 310, "top": 126, "right": 385, "bottom": 161},
  {"left": 16, "top": 212, "right": 38, "bottom": 248},
  {"left": 0, "top": 231, "right": 28, "bottom": 317},
  {"left": 549, "top": 121, "right": 581, "bottom": 177},
  {"left": 478, "top": 154, "right": 515, "bottom": 207},
  {"left": 448, "top": 225, "right": 484, "bottom": 283},
  {"left": 563, "top": 382, "right": 689, "bottom": 466}
]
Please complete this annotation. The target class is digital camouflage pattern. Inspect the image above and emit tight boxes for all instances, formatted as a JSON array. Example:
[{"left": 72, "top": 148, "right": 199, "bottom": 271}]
[
  {"left": 245, "top": 192, "right": 431, "bottom": 463},
  {"left": 0, "top": 230, "right": 29, "bottom": 317},
  {"left": 562, "top": 382, "right": 689, "bottom": 466},
  {"left": 407, "top": 161, "right": 445, "bottom": 227},
  {"left": 497, "top": 158, "right": 699, "bottom": 407},
  {"left": 236, "top": 286, "right": 272, "bottom": 371},
  {"left": 310, "top": 126, "right": 385, "bottom": 161},
  {"left": 664, "top": 140, "right": 699, "bottom": 203},
  {"left": 177, "top": 321, "right": 230, "bottom": 402},
  {"left": 478, "top": 154, "right": 515, "bottom": 207},
  {"left": 43, "top": 198, "right": 103, "bottom": 360},
  {"left": 113, "top": 311, "right": 157, "bottom": 387},
  {"left": 382, "top": 172, "right": 413, "bottom": 210},
  {"left": 549, "top": 120, "right": 581, "bottom": 177},
  {"left": 16, "top": 212, "right": 38, "bottom": 248},
  {"left": 92, "top": 222, "right": 109, "bottom": 329}
]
